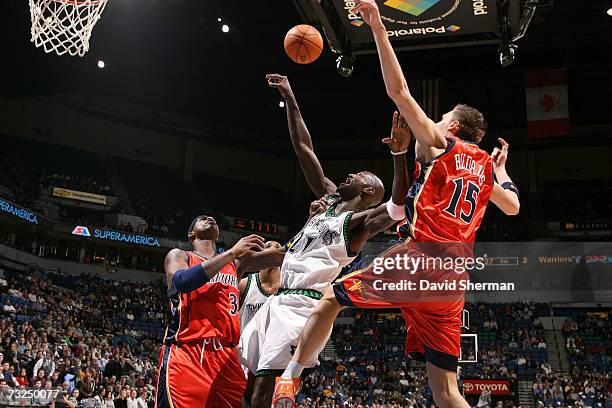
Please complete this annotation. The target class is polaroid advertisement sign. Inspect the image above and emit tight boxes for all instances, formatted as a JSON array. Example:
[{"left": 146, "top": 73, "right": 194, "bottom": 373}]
[{"left": 331, "top": 0, "right": 500, "bottom": 52}]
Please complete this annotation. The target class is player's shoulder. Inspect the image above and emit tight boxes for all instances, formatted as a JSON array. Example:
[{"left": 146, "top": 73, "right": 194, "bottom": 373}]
[{"left": 166, "top": 248, "right": 188, "bottom": 261}]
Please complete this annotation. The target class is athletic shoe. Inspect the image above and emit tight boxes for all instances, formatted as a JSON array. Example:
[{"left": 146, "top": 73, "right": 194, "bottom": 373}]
[{"left": 272, "top": 377, "right": 300, "bottom": 408}]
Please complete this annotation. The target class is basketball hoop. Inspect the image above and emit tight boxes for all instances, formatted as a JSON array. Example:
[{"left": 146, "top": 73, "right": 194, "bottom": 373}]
[{"left": 29, "top": 0, "right": 109, "bottom": 57}]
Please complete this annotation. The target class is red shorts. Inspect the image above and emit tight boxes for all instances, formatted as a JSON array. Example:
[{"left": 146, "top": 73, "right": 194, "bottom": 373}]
[
  {"left": 155, "top": 340, "right": 246, "bottom": 408},
  {"left": 334, "top": 242, "right": 467, "bottom": 371}
]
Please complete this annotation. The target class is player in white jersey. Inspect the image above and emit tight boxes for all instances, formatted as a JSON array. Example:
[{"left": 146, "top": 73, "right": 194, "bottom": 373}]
[
  {"left": 237, "top": 73, "right": 413, "bottom": 408},
  {"left": 239, "top": 241, "right": 282, "bottom": 329},
  {"left": 239, "top": 240, "right": 281, "bottom": 404}
]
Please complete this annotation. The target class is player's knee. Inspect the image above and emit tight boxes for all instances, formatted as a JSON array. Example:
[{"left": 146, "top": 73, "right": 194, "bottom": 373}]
[
  {"left": 250, "top": 377, "right": 274, "bottom": 408},
  {"left": 430, "top": 380, "right": 461, "bottom": 408}
]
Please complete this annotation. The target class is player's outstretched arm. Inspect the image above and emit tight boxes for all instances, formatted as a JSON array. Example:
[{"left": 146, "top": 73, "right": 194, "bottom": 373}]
[
  {"left": 236, "top": 245, "right": 287, "bottom": 275},
  {"left": 347, "top": 114, "right": 413, "bottom": 253},
  {"left": 166, "top": 235, "right": 265, "bottom": 293},
  {"left": 355, "top": 0, "right": 446, "bottom": 150},
  {"left": 266, "top": 73, "right": 336, "bottom": 197},
  {"left": 489, "top": 138, "right": 520, "bottom": 215}
]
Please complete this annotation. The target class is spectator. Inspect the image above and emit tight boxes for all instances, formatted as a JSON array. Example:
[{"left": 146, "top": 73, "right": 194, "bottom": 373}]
[
  {"left": 126, "top": 388, "right": 139, "bottom": 408},
  {"left": 33, "top": 351, "right": 56, "bottom": 378},
  {"left": 114, "top": 388, "right": 129, "bottom": 408}
]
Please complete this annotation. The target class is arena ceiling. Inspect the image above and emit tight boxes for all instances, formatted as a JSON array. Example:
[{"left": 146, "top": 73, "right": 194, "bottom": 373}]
[{"left": 2, "top": 0, "right": 611, "bottom": 157}]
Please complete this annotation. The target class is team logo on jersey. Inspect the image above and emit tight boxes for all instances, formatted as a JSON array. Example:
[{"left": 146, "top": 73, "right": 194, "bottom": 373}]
[{"left": 347, "top": 278, "right": 364, "bottom": 294}]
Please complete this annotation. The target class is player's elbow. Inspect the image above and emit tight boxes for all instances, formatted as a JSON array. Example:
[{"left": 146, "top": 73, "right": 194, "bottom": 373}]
[
  {"left": 503, "top": 201, "right": 520, "bottom": 216},
  {"left": 387, "top": 85, "right": 410, "bottom": 105}
]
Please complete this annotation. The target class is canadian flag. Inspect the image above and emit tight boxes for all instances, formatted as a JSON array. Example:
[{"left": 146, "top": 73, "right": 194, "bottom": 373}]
[{"left": 525, "top": 70, "right": 569, "bottom": 138}]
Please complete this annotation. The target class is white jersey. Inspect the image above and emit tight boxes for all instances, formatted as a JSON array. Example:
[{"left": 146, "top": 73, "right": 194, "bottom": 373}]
[
  {"left": 239, "top": 273, "right": 271, "bottom": 329},
  {"left": 281, "top": 198, "right": 357, "bottom": 292}
]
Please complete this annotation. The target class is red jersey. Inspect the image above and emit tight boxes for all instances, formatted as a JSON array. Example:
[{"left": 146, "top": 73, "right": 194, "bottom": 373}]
[
  {"left": 163, "top": 251, "right": 240, "bottom": 345},
  {"left": 399, "top": 137, "right": 494, "bottom": 243}
]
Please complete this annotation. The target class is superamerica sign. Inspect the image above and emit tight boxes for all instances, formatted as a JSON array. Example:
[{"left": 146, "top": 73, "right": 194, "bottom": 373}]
[
  {"left": 0, "top": 198, "right": 38, "bottom": 225},
  {"left": 463, "top": 379, "right": 510, "bottom": 395},
  {"left": 72, "top": 226, "right": 161, "bottom": 247}
]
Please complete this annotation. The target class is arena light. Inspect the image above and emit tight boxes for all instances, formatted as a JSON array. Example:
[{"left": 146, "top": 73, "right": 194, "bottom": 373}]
[
  {"left": 221, "top": 24, "right": 230, "bottom": 33},
  {"left": 607, "top": 7, "right": 612, "bottom": 16},
  {"left": 217, "top": 17, "right": 222, "bottom": 22},
  {"left": 279, "top": 101, "right": 285, "bottom": 108},
  {"left": 97, "top": 60, "right": 105, "bottom": 69}
]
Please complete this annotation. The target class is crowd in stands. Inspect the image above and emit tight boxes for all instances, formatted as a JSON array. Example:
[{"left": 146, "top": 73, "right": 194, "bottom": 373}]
[
  {"left": 530, "top": 314, "right": 612, "bottom": 407},
  {"left": 0, "top": 137, "right": 113, "bottom": 203},
  {"left": 197, "top": 174, "right": 301, "bottom": 228},
  {"left": 0, "top": 267, "right": 164, "bottom": 407},
  {"left": 0, "top": 258, "right": 609, "bottom": 408},
  {"left": 545, "top": 180, "right": 612, "bottom": 223},
  {"left": 114, "top": 159, "right": 200, "bottom": 239}
]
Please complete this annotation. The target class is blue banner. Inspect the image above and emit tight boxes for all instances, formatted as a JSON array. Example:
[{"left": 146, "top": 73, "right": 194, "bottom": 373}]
[{"left": 0, "top": 198, "right": 39, "bottom": 225}]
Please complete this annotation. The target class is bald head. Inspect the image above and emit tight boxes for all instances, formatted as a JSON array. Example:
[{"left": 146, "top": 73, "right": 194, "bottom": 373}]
[
  {"left": 360, "top": 171, "right": 385, "bottom": 208},
  {"left": 337, "top": 171, "right": 385, "bottom": 210}
]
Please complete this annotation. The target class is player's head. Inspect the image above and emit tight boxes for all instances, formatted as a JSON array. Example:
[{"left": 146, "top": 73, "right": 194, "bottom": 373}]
[
  {"left": 437, "top": 104, "right": 486, "bottom": 144},
  {"left": 337, "top": 171, "right": 385, "bottom": 209},
  {"left": 264, "top": 241, "right": 282, "bottom": 250},
  {"left": 187, "top": 215, "right": 219, "bottom": 242}
]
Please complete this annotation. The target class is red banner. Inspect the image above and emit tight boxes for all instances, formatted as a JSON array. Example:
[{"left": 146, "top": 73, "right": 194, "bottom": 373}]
[{"left": 463, "top": 379, "right": 511, "bottom": 395}]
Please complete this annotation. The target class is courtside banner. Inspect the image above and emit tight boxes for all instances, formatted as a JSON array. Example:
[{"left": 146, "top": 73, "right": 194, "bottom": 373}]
[
  {"left": 333, "top": 0, "right": 498, "bottom": 45},
  {"left": 463, "top": 379, "right": 510, "bottom": 395},
  {"left": 52, "top": 187, "right": 107, "bottom": 205},
  {"left": 0, "top": 197, "right": 40, "bottom": 225},
  {"left": 72, "top": 226, "right": 161, "bottom": 247}
]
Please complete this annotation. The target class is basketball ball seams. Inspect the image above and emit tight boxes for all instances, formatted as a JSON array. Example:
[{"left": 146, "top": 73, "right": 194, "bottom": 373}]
[{"left": 300, "top": 36, "right": 323, "bottom": 50}]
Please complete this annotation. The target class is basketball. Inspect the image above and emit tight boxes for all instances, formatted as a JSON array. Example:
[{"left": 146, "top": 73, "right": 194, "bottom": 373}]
[{"left": 284, "top": 24, "right": 323, "bottom": 64}]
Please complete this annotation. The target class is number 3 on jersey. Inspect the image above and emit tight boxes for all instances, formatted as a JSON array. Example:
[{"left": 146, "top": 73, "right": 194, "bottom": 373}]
[
  {"left": 444, "top": 178, "right": 481, "bottom": 223},
  {"left": 229, "top": 292, "right": 238, "bottom": 315}
]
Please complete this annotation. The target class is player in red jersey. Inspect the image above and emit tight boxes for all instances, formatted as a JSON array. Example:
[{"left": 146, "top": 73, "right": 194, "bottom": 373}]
[
  {"left": 155, "top": 215, "right": 282, "bottom": 408},
  {"left": 273, "top": 1, "right": 521, "bottom": 407}
]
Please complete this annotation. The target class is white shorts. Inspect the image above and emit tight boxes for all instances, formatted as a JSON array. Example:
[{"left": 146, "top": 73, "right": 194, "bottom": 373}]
[{"left": 237, "top": 292, "right": 330, "bottom": 376}]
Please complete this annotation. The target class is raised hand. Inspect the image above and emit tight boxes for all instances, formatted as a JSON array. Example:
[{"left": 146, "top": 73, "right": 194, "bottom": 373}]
[
  {"left": 266, "top": 73, "right": 293, "bottom": 99},
  {"left": 355, "top": 0, "right": 384, "bottom": 30},
  {"left": 230, "top": 234, "right": 265, "bottom": 258},
  {"left": 491, "top": 138, "right": 510, "bottom": 169},
  {"left": 382, "top": 111, "right": 411, "bottom": 154},
  {"left": 309, "top": 197, "right": 329, "bottom": 218}
]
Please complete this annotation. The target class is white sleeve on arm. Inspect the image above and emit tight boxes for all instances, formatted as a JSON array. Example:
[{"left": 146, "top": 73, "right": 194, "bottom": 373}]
[{"left": 386, "top": 199, "right": 406, "bottom": 221}]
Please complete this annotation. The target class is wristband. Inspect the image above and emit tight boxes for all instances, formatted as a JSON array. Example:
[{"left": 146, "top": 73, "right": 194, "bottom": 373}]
[
  {"left": 172, "top": 262, "right": 209, "bottom": 293},
  {"left": 391, "top": 149, "right": 408, "bottom": 156},
  {"left": 386, "top": 199, "right": 406, "bottom": 220},
  {"left": 501, "top": 182, "right": 520, "bottom": 199}
]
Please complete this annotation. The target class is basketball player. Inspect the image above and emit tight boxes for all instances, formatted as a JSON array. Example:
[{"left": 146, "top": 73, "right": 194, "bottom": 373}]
[
  {"left": 155, "top": 215, "right": 284, "bottom": 408},
  {"left": 239, "top": 240, "right": 281, "bottom": 405},
  {"left": 238, "top": 73, "right": 412, "bottom": 408},
  {"left": 272, "top": 1, "right": 521, "bottom": 407},
  {"left": 240, "top": 201, "right": 332, "bottom": 406}
]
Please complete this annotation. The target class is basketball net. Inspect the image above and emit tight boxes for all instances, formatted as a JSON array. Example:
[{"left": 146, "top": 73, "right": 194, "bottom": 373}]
[{"left": 29, "top": 0, "right": 108, "bottom": 57}]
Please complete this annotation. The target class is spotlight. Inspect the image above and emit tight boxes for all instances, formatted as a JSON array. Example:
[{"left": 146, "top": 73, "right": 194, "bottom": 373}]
[
  {"left": 221, "top": 24, "right": 230, "bottom": 33},
  {"left": 279, "top": 101, "right": 285, "bottom": 108},
  {"left": 217, "top": 17, "right": 222, "bottom": 22},
  {"left": 97, "top": 60, "right": 105, "bottom": 69},
  {"left": 336, "top": 54, "right": 355, "bottom": 78},
  {"left": 498, "top": 44, "right": 517, "bottom": 68},
  {"left": 607, "top": 7, "right": 612, "bottom": 16}
]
